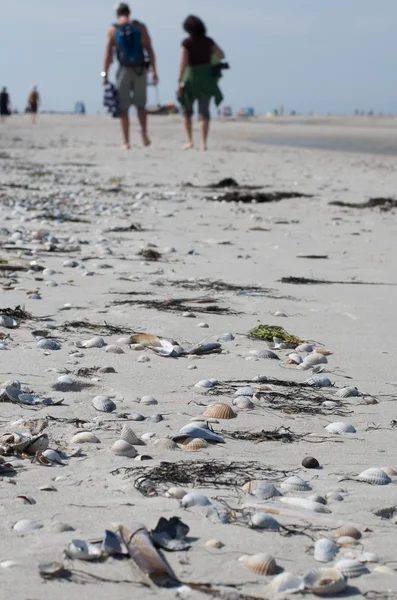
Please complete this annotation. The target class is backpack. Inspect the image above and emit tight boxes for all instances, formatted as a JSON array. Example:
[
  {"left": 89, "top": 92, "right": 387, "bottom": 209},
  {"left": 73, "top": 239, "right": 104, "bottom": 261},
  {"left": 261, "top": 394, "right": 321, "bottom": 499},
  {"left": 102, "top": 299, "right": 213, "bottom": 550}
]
[{"left": 114, "top": 21, "right": 145, "bottom": 67}]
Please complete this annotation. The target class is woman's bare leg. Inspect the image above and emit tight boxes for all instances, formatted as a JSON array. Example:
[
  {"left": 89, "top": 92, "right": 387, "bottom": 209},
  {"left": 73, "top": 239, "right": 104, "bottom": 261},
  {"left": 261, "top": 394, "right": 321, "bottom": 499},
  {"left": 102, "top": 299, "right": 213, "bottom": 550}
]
[
  {"left": 183, "top": 115, "right": 194, "bottom": 149},
  {"left": 200, "top": 119, "right": 210, "bottom": 151}
]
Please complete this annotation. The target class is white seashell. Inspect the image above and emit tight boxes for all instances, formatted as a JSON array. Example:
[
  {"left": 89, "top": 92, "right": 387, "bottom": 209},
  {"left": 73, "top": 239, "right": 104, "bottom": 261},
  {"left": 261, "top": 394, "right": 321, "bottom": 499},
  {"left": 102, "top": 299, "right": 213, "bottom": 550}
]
[
  {"left": 335, "top": 558, "right": 369, "bottom": 578},
  {"left": 238, "top": 553, "right": 277, "bottom": 575},
  {"left": 92, "top": 395, "right": 116, "bottom": 413},
  {"left": 57, "top": 375, "right": 74, "bottom": 385},
  {"left": 233, "top": 397, "right": 255, "bottom": 409},
  {"left": 337, "top": 536, "right": 360, "bottom": 547},
  {"left": 37, "top": 338, "right": 60, "bottom": 350},
  {"left": 13, "top": 519, "right": 43, "bottom": 532},
  {"left": 217, "top": 333, "right": 234, "bottom": 342},
  {"left": 153, "top": 438, "right": 179, "bottom": 451},
  {"left": 288, "top": 353, "right": 303, "bottom": 364},
  {"left": 176, "top": 424, "right": 224, "bottom": 443},
  {"left": 137, "top": 355, "right": 150, "bottom": 363},
  {"left": 322, "top": 400, "right": 339, "bottom": 409},
  {"left": 66, "top": 540, "right": 102, "bottom": 561},
  {"left": 105, "top": 345, "right": 124, "bottom": 354},
  {"left": 326, "top": 492, "right": 344, "bottom": 502},
  {"left": 357, "top": 467, "right": 391, "bottom": 485},
  {"left": 241, "top": 480, "right": 281, "bottom": 500},
  {"left": 27, "top": 434, "right": 49, "bottom": 453},
  {"left": 81, "top": 336, "right": 105, "bottom": 348},
  {"left": 205, "top": 539, "right": 224, "bottom": 549},
  {"left": 280, "top": 497, "right": 332, "bottom": 513},
  {"left": 304, "top": 567, "right": 346, "bottom": 595},
  {"left": 252, "top": 375, "right": 268, "bottom": 383},
  {"left": 195, "top": 380, "right": 214, "bottom": 389},
  {"left": 281, "top": 475, "right": 311, "bottom": 493},
  {"left": 296, "top": 343, "right": 313, "bottom": 353},
  {"left": 314, "top": 538, "right": 338, "bottom": 562},
  {"left": 42, "top": 449, "right": 63, "bottom": 464},
  {"left": 120, "top": 425, "right": 144, "bottom": 446},
  {"left": 359, "top": 552, "right": 378, "bottom": 563},
  {"left": 335, "top": 525, "right": 362, "bottom": 540},
  {"left": 335, "top": 386, "right": 360, "bottom": 398},
  {"left": 381, "top": 466, "right": 397, "bottom": 477},
  {"left": 166, "top": 487, "right": 187, "bottom": 499},
  {"left": 270, "top": 572, "right": 304, "bottom": 594},
  {"left": 298, "top": 353, "right": 327, "bottom": 370},
  {"left": 325, "top": 422, "right": 356, "bottom": 434},
  {"left": 140, "top": 395, "right": 158, "bottom": 405},
  {"left": 306, "top": 375, "right": 332, "bottom": 387},
  {"left": 117, "top": 337, "right": 132, "bottom": 345},
  {"left": 249, "top": 349, "right": 279, "bottom": 360},
  {"left": 234, "top": 386, "right": 256, "bottom": 397},
  {"left": 181, "top": 492, "right": 211, "bottom": 508},
  {"left": 110, "top": 440, "right": 138, "bottom": 458},
  {"left": 140, "top": 432, "right": 156, "bottom": 442},
  {"left": 0, "top": 315, "right": 18, "bottom": 328},
  {"left": 70, "top": 432, "right": 100, "bottom": 444},
  {"left": 250, "top": 513, "right": 279, "bottom": 530}
]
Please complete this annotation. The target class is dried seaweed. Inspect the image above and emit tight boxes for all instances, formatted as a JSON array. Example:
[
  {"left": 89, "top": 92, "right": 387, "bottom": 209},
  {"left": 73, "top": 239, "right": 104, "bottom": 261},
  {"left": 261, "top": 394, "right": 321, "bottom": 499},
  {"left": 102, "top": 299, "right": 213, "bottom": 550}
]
[
  {"left": 206, "top": 190, "right": 313, "bottom": 204},
  {"left": 297, "top": 255, "right": 329, "bottom": 259},
  {"left": 60, "top": 320, "right": 133, "bottom": 334},
  {"left": 330, "top": 197, "right": 397, "bottom": 211},
  {"left": 106, "top": 223, "right": 143, "bottom": 233},
  {"left": 152, "top": 278, "right": 271, "bottom": 293},
  {"left": 280, "top": 276, "right": 395, "bottom": 286},
  {"left": 137, "top": 248, "right": 162, "bottom": 261},
  {"left": 222, "top": 426, "right": 303, "bottom": 443},
  {"left": 113, "top": 298, "right": 238, "bottom": 315},
  {"left": 75, "top": 367, "right": 100, "bottom": 378},
  {"left": 0, "top": 305, "right": 32, "bottom": 320}
]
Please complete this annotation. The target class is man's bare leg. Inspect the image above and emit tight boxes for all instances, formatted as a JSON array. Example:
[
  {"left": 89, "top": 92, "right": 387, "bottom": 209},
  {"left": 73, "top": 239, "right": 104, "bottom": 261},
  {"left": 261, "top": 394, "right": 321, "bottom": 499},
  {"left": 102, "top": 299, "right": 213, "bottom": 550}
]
[
  {"left": 200, "top": 119, "right": 209, "bottom": 151},
  {"left": 137, "top": 108, "right": 150, "bottom": 146},
  {"left": 120, "top": 109, "right": 130, "bottom": 149},
  {"left": 182, "top": 115, "right": 193, "bottom": 149}
]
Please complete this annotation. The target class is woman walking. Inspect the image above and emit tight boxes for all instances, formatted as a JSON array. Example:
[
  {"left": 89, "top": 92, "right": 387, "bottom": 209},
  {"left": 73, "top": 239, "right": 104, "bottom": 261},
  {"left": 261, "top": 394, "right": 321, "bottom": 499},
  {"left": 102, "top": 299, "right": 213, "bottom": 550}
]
[{"left": 177, "top": 16, "right": 225, "bottom": 151}]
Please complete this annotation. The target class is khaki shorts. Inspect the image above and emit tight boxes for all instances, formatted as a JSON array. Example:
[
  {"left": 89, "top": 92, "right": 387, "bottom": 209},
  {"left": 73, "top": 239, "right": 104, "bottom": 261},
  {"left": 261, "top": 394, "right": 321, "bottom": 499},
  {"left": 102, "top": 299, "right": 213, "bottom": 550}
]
[{"left": 116, "top": 66, "right": 147, "bottom": 110}]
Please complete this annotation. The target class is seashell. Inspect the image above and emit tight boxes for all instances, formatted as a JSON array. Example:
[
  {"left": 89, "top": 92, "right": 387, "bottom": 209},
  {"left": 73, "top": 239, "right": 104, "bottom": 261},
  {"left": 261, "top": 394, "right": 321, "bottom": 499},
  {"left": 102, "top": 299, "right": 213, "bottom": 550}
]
[
  {"left": 250, "top": 513, "right": 279, "bottom": 530},
  {"left": 81, "top": 336, "right": 105, "bottom": 348},
  {"left": 70, "top": 431, "right": 100, "bottom": 444},
  {"left": 181, "top": 492, "right": 211, "bottom": 508},
  {"left": 335, "top": 386, "right": 360, "bottom": 398},
  {"left": 105, "top": 344, "right": 124, "bottom": 354},
  {"left": 304, "top": 567, "right": 346, "bottom": 595},
  {"left": 39, "top": 561, "right": 66, "bottom": 578},
  {"left": 102, "top": 530, "right": 122, "bottom": 556},
  {"left": 205, "top": 539, "right": 224, "bottom": 549},
  {"left": 194, "top": 380, "right": 214, "bottom": 389},
  {"left": 314, "top": 538, "right": 338, "bottom": 563},
  {"left": 1, "top": 560, "right": 21, "bottom": 568},
  {"left": 57, "top": 375, "right": 74, "bottom": 385},
  {"left": 2, "top": 385, "right": 22, "bottom": 402},
  {"left": 299, "top": 353, "right": 328, "bottom": 369},
  {"left": 66, "top": 539, "right": 102, "bottom": 561},
  {"left": 287, "top": 353, "right": 303, "bottom": 364},
  {"left": 140, "top": 432, "right": 156, "bottom": 442},
  {"left": 238, "top": 553, "right": 277, "bottom": 576},
  {"left": 16, "top": 495, "right": 36, "bottom": 505},
  {"left": 233, "top": 397, "right": 255, "bottom": 409},
  {"left": 326, "top": 492, "right": 343, "bottom": 502},
  {"left": 234, "top": 386, "right": 256, "bottom": 397},
  {"left": 52, "top": 522, "right": 74, "bottom": 532},
  {"left": 130, "top": 413, "right": 145, "bottom": 421},
  {"left": 374, "top": 566, "right": 395, "bottom": 575},
  {"left": 270, "top": 572, "right": 305, "bottom": 594},
  {"left": 42, "top": 449, "right": 63, "bottom": 464},
  {"left": 140, "top": 395, "right": 158, "bottom": 405},
  {"left": 308, "top": 494, "right": 327, "bottom": 505},
  {"left": 280, "top": 497, "right": 331, "bottom": 513},
  {"left": 381, "top": 466, "right": 397, "bottom": 477},
  {"left": 281, "top": 475, "right": 311, "bottom": 492},
  {"left": 334, "top": 558, "right": 369, "bottom": 578},
  {"left": 335, "top": 527, "right": 360, "bottom": 542},
  {"left": 146, "top": 413, "right": 163, "bottom": 423},
  {"left": 361, "top": 396, "right": 378, "bottom": 405},
  {"left": 305, "top": 375, "right": 332, "bottom": 388},
  {"left": 92, "top": 395, "right": 116, "bottom": 413},
  {"left": 197, "top": 322, "right": 209, "bottom": 328},
  {"left": 63, "top": 259, "right": 79, "bottom": 268},
  {"left": 325, "top": 422, "right": 356, "bottom": 434},
  {"left": 252, "top": 375, "right": 268, "bottom": 382},
  {"left": 359, "top": 552, "right": 378, "bottom": 563},
  {"left": 322, "top": 400, "right": 339, "bottom": 409},
  {"left": 98, "top": 365, "right": 116, "bottom": 373},
  {"left": 111, "top": 440, "right": 138, "bottom": 458},
  {"left": 0, "top": 315, "right": 18, "bottom": 328},
  {"left": 202, "top": 403, "right": 236, "bottom": 419},
  {"left": 357, "top": 467, "right": 391, "bottom": 485},
  {"left": 250, "top": 349, "right": 279, "bottom": 360},
  {"left": 217, "top": 333, "right": 234, "bottom": 342},
  {"left": 120, "top": 425, "right": 144, "bottom": 446},
  {"left": 206, "top": 507, "right": 231, "bottom": 524},
  {"left": 13, "top": 519, "right": 43, "bottom": 532},
  {"left": 176, "top": 424, "right": 224, "bottom": 443},
  {"left": 153, "top": 438, "right": 179, "bottom": 451},
  {"left": 241, "top": 480, "right": 281, "bottom": 500},
  {"left": 179, "top": 437, "right": 210, "bottom": 451},
  {"left": 166, "top": 487, "right": 187, "bottom": 499},
  {"left": 18, "top": 393, "right": 39, "bottom": 405},
  {"left": 314, "top": 349, "right": 332, "bottom": 356},
  {"left": 337, "top": 536, "right": 360, "bottom": 547},
  {"left": 37, "top": 338, "right": 60, "bottom": 350},
  {"left": 302, "top": 456, "right": 320, "bottom": 469},
  {"left": 25, "top": 434, "right": 49, "bottom": 454},
  {"left": 134, "top": 454, "right": 153, "bottom": 461},
  {"left": 296, "top": 343, "right": 313, "bottom": 353},
  {"left": 117, "top": 336, "right": 133, "bottom": 345}
]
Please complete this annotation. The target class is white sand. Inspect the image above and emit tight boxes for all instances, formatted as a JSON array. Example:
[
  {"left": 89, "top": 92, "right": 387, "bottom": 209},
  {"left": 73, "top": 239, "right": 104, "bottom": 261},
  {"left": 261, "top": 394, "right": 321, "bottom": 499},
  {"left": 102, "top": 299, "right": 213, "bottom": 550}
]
[{"left": 0, "top": 115, "right": 396, "bottom": 599}]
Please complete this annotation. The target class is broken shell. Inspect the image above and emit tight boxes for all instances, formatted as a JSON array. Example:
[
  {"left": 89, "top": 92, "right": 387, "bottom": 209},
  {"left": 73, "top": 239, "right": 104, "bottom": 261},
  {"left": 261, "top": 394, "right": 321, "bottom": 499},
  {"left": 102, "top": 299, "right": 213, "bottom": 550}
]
[
  {"left": 314, "top": 538, "right": 338, "bottom": 563},
  {"left": 105, "top": 344, "right": 124, "bottom": 354},
  {"left": 202, "top": 403, "right": 236, "bottom": 419},
  {"left": 66, "top": 539, "right": 102, "bottom": 561},
  {"left": 302, "top": 456, "right": 320, "bottom": 469},
  {"left": 234, "top": 386, "right": 256, "bottom": 397},
  {"left": 102, "top": 530, "right": 122, "bottom": 556},
  {"left": 166, "top": 487, "right": 187, "bottom": 499},
  {"left": 280, "top": 497, "right": 331, "bottom": 513},
  {"left": 252, "top": 375, "right": 268, "bottom": 383},
  {"left": 39, "top": 561, "right": 66, "bottom": 578},
  {"left": 205, "top": 539, "right": 224, "bottom": 549},
  {"left": 303, "top": 567, "right": 346, "bottom": 595},
  {"left": 381, "top": 466, "right": 397, "bottom": 477},
  {"left": 334, "top": 558, "right": 369, "bottom": 578},
  {"left": 140, "top": 395, "right": 158, "bottom": 405},
  {"left": 176, "top": 424, "right": 224, "bottom": 443},
  {"left": 70, "top": 432, "right": 100, "bottom": 444},
  {"left": 178, "top": 437, "right": 210, "bottom": 451},
  {"left": 270, "top": 572, "right": 304, "bottom": 594},
  {"left": 26, "top": 433, "right": 49, "bottom": 453},
  {"left": 121, "top": 425, "right": 144, "bottom": 446},
  {"left": 140, "top": 432, "right": 156, "bottom": 442},
  {"left": 281, "top": 475, "right": 311, "bottom": 492},
  {"left": 233, "top": 397, "right": 255, "bottom": 409},
  {"left": 181, "top": 492, "right": 211, "bottom": 508},
  {"left": 357, "top": 467, "right": 391, "bottom": 485},
  {"left": 81, "top": 336, "right": 105, "bottom": 348},
  {"left": 325, "top": 422, "right": 356, "bottom": 434},
  {"left": 37, "top": 339, "right": 60, "bottom": 350},
  {"left": 238, "top": 553, "right": 277, "bottom": 576},
  {"left": 153, "top": 438, "right": 179, "bottom": 451},
  {"left": 92, "top": 395, "right": 116, "bottom": 413},
  {"left": 241, "top": 480, "right": 281, "bottom": 500},
  {"left": 335, "top": 386, "right": 360, "bottom": 398},
  {"left": 250, "top": 513, "right": 279, "bottom": 530},
  {"left": 306, "top": 375, "right": 332, "bottom": 388},
  {"left": 13, "top": 519, "right": 43, "bottom": 532},
  {"left": 111, "top": 440, "right": 138, "bottom": 458}
]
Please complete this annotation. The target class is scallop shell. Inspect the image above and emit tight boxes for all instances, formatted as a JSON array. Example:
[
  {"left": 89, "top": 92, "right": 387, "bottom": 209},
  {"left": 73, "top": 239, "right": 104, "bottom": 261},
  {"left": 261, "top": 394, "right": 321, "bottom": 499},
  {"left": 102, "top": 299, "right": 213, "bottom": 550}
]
[
  {"left": 111, "top": 440, "right": 137, "bottom": 458},
  {"left": 296, "top": 343, "right": 313, "bottom": 353},
  {"left": 304, "top": 567, "right": 346, "bottom": 595},
  {"left": 37, "top": 338, "right": 60, "bottom": 350},
  {"left": 120, "top": 425, "right": 144, "bottom": 446},
  {"left": 357, "top": 467, "right": 391, "bottom": 485},
  {"left": 140, "top": 395, "right": 158, "bottom": 405},
  {"left": 281, "top": 475, "right": 311, "bottom": 492},
  {"left": 287, "top": 353, "right": 303, "bottom": 364},
  {"left": 70, "top": 431, "right": 100, "bottom": 444},
  {"left": 178, "top": 437, "right": 210, "bottom": 451},
  {"left": 299, "top": 353, "right": 328, "bottom": 369},
  {"left": 335, "top": 386, "right": 360, "bottom": 398},
  {"left": 280, "top": 497, "right": 332, "bottom": 513},
  {"left": 13, "top": 519, "right": 43, "bottom": 532},
  {"left": 66, "top": 539, "right": 102, "bottom": 561},
  {"left": 238, "top": 553, "right": 277, "bottom": 576},
  {"left": 181, "top": 492, "right": 211, "bottom": 508},
  {"left": 92, "top": 395, "right": 116, "bottom": 413},
  {"left": 334, "top": 558, "right": 369, "bottom": 578},
  {"left": 270, "top": 572, "right": 304, "bottom": 594},
  {"left": 233, "top": 397, "right": 255, "bottom": 409},
  {"left": 325, "top": 422, "right": 356, "bottom": 434},
  {"left": 381, "top": 466, "right": 397, "bottom": 477},
  {"left": 314, "top": 538, "right": 338, "bottom": 563},
  {"left": 176, "top": 425, "right": 224, "bottom": 443},
  {"left": 306, "top": 375, "right": 332, "bottom": 388},
  {"left": 81, "top": 336, "right": 105, "bottom": 348},
  {"left": 202, "top": 403, "right": 236, "bottom": 419},
  {"left": 0, "top": 315, "right": 18, "bottom": 328},
  {"left": 250, "top": 349, "right": 279, "bottom": 360},
  {"left": 241, "top": 480, "right": 281, "bottom": 500},
  {"left": 302, "top": 456, "right": 320, "bottom": 469},
  {"left": 195, "top": 380, "right": 214, "bottom": 389},
  {"left": 250, "top": 512, "right": 279, "bottom": 530},
  {"left": 234, "top": 386, "right": 256, "bottom": 397},
  {"left": 166, "top": 487, "right": 187, "bottom": 499},
  {"left": 153, "top": 438, "right": 179, "bottom": 451}
]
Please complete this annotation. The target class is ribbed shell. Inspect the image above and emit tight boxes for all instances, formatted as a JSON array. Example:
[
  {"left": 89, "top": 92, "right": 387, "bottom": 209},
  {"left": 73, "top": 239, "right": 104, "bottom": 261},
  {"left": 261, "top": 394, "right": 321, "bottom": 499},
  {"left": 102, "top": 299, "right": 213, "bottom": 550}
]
[
  {"left": 357, "top": 467, "right": 391, "bottom": 485},
  {"left": 178, "top": 437, "right": 210, "bottom": 451},
  {"left": 251, "top": 349, "right": 279, "bottom": 360},
  {"left": 325, "top": 422, "right": 356, "bottom": 434},
  {"left": 250, "top": 512, "right": 279, "bottom": 530},
  {"left": 280, "top": 497, "right": 332, "bottom": 513},
  {"left": 306, "top": 375, "right": 332, "bottom": 388},
  {"left": 70, "top": 432, "right": 100, "bottom": 444},
  {"left": 153, "top": 438, "right": 179, "bottom": 451},
  {"left": 241, "top": 480, "right": 281, "bottom": 500},
  {"left": 314, "top": 538, "right": 338, "bottom": 563},
  {"left": 238, "top": 553, "right": 277, "bottom": 576},
  {"left": 296, "top": 344, "right": 313, "bottom": 353},
  {"left": 92, "top": 395, "right": 116, "bottom": 413},
  {"left": 120, "top": 425, "right": 144, "bottom": 446},
  {"left": 281, "top": 475, "right": 311, "bottom": 492},
  {"left": 304, "top": 567, "right": 346, "bottom": 595},
  {"left": 234, "top": 386, "right": 256, "bottom": 397},
  {"left": 335, "top": 558, "right": 369, "bottom": 578},
  {"left": 110, "top": 440, "right": 137, "bottom": 458},
  {"left": 202, "top": 403, "right": 236, "bottom": 419},
  {"left": 335, "top": 525, "right": 362, "bottom": 540},
  {"left": 335, "top": 387, "right": 360, "bottom": 398}
]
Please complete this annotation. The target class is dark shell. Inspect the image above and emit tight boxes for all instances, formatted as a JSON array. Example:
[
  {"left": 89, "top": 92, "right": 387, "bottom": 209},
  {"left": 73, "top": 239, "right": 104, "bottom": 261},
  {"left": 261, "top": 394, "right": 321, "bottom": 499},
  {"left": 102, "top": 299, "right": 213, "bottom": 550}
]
[{"left": 302, "top": 456, "right": 320, "bottom": 469}]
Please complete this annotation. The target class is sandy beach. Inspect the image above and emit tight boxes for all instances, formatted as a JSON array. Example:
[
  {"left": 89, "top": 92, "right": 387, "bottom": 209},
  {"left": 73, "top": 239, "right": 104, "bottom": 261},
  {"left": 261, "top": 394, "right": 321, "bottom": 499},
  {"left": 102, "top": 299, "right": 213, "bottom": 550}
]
[{"left": 0, "top": 115, "right": 397, "bottom": 599}]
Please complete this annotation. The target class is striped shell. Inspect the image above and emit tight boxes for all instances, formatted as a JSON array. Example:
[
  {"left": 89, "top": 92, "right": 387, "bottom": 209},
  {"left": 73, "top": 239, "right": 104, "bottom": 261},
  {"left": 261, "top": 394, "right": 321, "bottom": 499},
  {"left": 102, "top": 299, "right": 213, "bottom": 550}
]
[
  {"left": 178, "top": 437, "right": 210, "bottom": 451},
  {"left": 280, "top": 497, "right": 331, "bottom": 513},
  {"left": 181, "top": 492, "right": 211, "bottom": 508},
  {"left": 304, "top": 567, "right": 346, "bottom": 595},
  {"left": 335, "top": 558, "right": 369, "bottom": 578},
  {"left": 337, "top": 536, "right": 360, "bottom": 547},
  {"left": 357, "top": 467, "right": 391, "bottom": 485},
  {"left": 335, "top": 525, "right": 362, "bottom": 540},
  {"left": 238, "top": 553, "right": 277, "bottom": 576},
  {"left": 296, "top": 344, "right": 313, "bottom": 353},
  {"left": 233, "top": 397, "right": 255, "bottom": 409},
  {"left": 92, "top": 395, "right": 116, "bottom": 413},
  {"left": 234, "top": 386, "right": 256, "bottom": 397},
  {"left": 202, "top": 403, "right": 236, "bottom": 419},
  {"left": 298, "top": 353, "right": 328, "bottom": 369},
  {"left": 37, "top": 339, "right": 60, "bottom": 350},
  {"left": 241, "top": 480, "right": 281, "bottom": 500},
  {"left": 325, "top": 422, "right": 356, "bottom": 434},
  {"left": 250, "top": 349, "right": 279, "bottom": 360},
  {"left": 110, "top": 440, "right": 138, "bottom": 458},
  {"left": 305, "top": 375, "right": 332, "bottom": 388},
  {"left": 120, "top": 425, "right": 144, "bottom": 446},
  {"left": 314, "top": 538, "right": 338, "bottom": 563},
  {"left": 153, "top": 438, "right": 179, "bottom": 451},
  {"left": 70, "top": 432, "right": 100, "bottom": 444},
  {"left": 250, "top": 513, "right": 279, "bottom": 530},
  {"left": 281, "top": 475, "right": 311, "bottom": 492},
  {"left": 335, "top": 387, "right": 360, "bottom": 398}
]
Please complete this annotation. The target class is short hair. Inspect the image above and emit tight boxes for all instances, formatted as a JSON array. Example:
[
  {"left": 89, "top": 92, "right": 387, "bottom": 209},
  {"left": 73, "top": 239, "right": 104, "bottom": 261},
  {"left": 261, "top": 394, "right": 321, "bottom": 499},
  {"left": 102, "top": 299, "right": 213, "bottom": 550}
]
[
  {"left": 116, "top": 3, "right": 130, "bottom": 17},
  {"left": 183, "top": 15, "right": 207, "bottom": 37}
]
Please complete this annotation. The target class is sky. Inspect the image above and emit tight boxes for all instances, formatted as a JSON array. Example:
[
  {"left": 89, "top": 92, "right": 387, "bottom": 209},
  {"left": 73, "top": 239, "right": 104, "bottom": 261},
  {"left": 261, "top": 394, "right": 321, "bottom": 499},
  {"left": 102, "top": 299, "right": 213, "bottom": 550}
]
[{"left": 0, "top": 0, "right": 396, "bottom": 115}]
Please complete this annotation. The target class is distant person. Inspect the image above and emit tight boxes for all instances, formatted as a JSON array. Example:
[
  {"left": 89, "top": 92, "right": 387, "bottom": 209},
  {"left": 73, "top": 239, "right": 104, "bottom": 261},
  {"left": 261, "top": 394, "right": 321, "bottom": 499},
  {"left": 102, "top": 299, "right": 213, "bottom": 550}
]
[
  {"left": 102, "top": 2, "right": 158, "bottom": 149},
  {"left": 27, "top": 86, "right": 40, "bottom": 123},
  {"left": 0, "top": 87, "right": 10, "bottom": 122},
  {"left": 177, "top": 15, "right": 225, "bottom": 151}
]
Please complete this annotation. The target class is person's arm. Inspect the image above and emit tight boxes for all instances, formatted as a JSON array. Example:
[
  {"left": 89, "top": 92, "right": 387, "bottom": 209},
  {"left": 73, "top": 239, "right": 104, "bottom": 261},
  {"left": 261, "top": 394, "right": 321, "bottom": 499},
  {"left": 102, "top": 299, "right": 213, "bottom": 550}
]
[
  {"left": 102, "top": 26, "right": 115, "bottom": 84},
  {"left": 213, "top": 44, "right": 225, "bottom": 60},
  {"left": 140, "top": 24, "right": 158, "bottom": 84},
  {"left": 177, "top": 46, "right": 189, "bottom": 95}
]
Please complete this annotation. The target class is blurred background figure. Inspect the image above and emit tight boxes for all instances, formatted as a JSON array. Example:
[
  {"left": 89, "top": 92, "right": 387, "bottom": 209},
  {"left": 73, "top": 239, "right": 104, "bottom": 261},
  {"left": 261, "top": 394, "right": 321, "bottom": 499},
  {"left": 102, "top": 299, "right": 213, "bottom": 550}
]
[
  {"left": 27, "top": 86, "right": 40, "bottom": 124},
  {"left": 0, "top": 87, "right": 11, "bottom": 122}
]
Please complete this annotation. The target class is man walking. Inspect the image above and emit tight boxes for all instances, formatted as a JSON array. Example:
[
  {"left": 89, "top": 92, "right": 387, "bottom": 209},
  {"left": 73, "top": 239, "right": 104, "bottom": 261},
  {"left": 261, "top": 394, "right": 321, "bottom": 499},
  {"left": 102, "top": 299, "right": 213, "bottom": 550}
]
[
  {"left": 0, "top": 87, "right": 10, "bottom": 122},
  {"left": 27, "top": 86, "right": 40, "bottom": 124},
  {"left": 102, "top": 3, "right": 158, "bottom": 149}
]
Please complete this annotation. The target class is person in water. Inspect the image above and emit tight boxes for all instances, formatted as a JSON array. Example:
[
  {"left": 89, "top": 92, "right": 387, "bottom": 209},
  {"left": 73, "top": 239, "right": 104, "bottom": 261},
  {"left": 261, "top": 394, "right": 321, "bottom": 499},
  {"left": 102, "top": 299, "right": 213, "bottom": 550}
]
[
  {"left": 27, "top": 86, "right": 40, "bottom": 124},
  {"left": 0, "top": 87, "right": 11, "bottom": 122},
  {"left": 177, "top": 15, "right": 225, "bottom": 151},
  {"left": 102, "top": 2, "right": 158, "bottom": 149}
]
